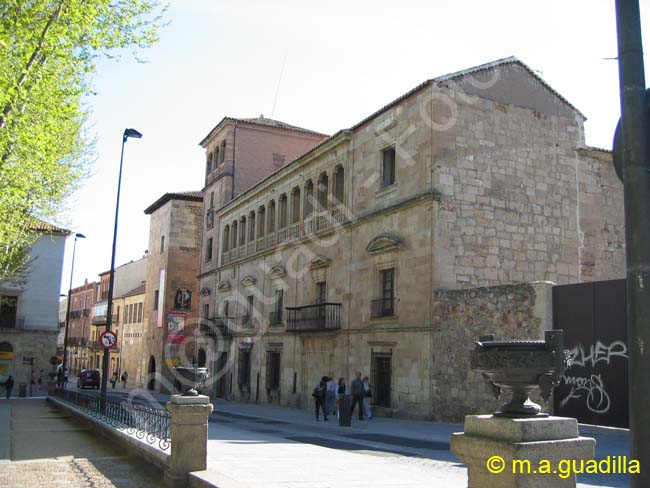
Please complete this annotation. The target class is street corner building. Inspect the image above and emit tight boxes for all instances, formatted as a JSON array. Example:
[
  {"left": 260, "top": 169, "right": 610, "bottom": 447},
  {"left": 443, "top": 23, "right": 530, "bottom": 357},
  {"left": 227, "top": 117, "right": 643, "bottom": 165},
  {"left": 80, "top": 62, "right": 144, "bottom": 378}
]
[
  {"left": 177, "top": 57, "right": 625, "bottom": 420},
  {"left": 0, "top": 219, "right": 70, "bottom": 387}
]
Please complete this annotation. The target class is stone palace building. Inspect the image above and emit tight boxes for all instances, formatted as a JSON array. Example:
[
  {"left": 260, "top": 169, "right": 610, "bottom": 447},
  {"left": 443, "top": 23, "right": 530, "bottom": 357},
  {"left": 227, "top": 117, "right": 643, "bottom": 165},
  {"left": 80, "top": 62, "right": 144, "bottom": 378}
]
[{"left": 193, "top": 57, "right": 623, "bottom": 419}]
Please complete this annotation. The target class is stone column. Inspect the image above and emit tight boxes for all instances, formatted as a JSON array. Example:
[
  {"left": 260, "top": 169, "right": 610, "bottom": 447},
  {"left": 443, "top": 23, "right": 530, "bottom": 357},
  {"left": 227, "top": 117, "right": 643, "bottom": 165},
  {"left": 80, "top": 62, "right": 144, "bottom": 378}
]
[
  {"left": 165, "top": 395, "right": 213, "bottom": 487},
  {"left": 451, "top": 415, "right": 595, "bottom": 488}
]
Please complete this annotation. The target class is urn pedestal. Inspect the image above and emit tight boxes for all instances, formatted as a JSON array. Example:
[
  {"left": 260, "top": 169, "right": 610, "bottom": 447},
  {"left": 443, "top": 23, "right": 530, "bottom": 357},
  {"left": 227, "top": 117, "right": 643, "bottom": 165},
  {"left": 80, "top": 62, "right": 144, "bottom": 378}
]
[{"left": 451, "top": 415, "right": 595, "bottom": 488}]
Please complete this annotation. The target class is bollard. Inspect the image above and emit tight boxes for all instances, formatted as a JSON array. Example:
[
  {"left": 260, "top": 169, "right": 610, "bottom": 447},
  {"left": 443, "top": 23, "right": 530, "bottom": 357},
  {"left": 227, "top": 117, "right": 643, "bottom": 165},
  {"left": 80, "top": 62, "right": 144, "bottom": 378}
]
[
  {"left": 165, "top": 394, "right": 213, "bottom": 487},
  {"left": 338, "top": 395, "right": 351, "bottom": 427}
]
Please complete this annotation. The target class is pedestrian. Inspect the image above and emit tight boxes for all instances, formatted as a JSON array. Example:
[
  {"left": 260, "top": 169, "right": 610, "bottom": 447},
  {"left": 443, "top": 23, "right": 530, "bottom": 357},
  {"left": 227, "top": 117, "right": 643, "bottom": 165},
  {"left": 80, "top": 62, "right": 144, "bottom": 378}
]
[
  {"left": 38, "top": 370, "right": 43, "bottom": 389},
  {"left": 350, "top": 371, "right": 365, "bottom": 420},
  {"left": 56, "top": 368, "right": 65, "bottom": 389},
  {"left": 312, "top": 377, "right": 328, "bottom": 421},
  {"left": 326, "top": 376, "right": 337, "bottom": 415},
  {"left": 5, "top": 375, "right": 14, "bottom": 399},
  {"left": 110, "top": 371, "right": 118, "bottom": 389},
  {"left": 363, "top": 376, "right": 373, "bottom": 419},
  {"left": 336, "top": 377, "right": 348, "bottom": 419},
  {"left": 121, "top": 371, "right": 128, "bottom": 389},
  {"left": 31, "top": 371, "right": 37, "bottom": 389}
]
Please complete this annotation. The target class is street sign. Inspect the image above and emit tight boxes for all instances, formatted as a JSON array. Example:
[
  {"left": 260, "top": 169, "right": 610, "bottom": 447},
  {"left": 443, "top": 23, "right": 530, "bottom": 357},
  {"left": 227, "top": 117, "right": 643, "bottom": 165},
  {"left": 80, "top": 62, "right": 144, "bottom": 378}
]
[{"left": 99, "top": 330, "right": 117, "bottom": 349}]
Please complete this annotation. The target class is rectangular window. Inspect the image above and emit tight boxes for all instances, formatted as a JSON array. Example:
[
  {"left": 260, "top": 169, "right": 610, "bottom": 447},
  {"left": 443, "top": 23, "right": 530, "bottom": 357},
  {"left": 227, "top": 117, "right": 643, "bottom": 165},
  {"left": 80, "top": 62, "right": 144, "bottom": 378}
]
[
  {"left": 223, "top": 300, "right": 230, "bottom": 318},
  {"left": 116, "top": 305, "right": 121, "bottom": 324},
  {"left": 220, "top": 141, "right": 226, "bottom": 164},
  {"left": 382, "top": 268, "right": 395, "bottom": 300},
  {"left": 275, "top": 289, "right": 284, "bottom": 318},
  {"left": 154, "top": 290, "right": 159, "bottom": 311},
  {"left": 316, "top": 281, "right": 327, "bottom": 304},
  {"left": 382, "top": 147, "right": 396, "bottom": 187},
  {"left": 210, "top": 192, "right": 214, "bottom": 209},
  {"left": 237, "top": 350, "right": 251, "bottom": 387},
  {"left": 160, "top": 235, "right": 165, "bottom": 253},
  {"left": 245, "top": 295, "right": 254, "bottom": 324},
  {"left": 204, "top": 303, "right": 209, "bottom": 319},
  {"left": 206, "top": 238, "right": 213, "bottom": 262},
  {"left": 0, "top": 296, "right": 18, "bottom": 328},
  {"left": 138, "top": 302, "right": 143, "bottom": 322},
  {"left": 266, "top": 351, "right": 281, "bottom": 390}
]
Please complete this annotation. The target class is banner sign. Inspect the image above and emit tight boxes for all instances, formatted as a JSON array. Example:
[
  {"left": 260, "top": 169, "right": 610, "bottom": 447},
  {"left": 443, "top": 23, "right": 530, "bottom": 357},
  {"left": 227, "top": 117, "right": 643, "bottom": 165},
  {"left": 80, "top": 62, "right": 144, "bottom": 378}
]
[{"left": 166, "top": 312, "right": 186, "bottom": 343}]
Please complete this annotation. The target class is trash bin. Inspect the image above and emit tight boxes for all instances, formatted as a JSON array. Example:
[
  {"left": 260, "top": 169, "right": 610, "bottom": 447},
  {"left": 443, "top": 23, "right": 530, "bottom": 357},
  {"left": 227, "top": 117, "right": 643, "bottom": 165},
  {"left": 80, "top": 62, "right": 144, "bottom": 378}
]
[
  {"left": 18, "top": 383, "right": 27, "bottom": 397},
  {"left": 338, "top": 395, "right": 351, "bottom": 427}
]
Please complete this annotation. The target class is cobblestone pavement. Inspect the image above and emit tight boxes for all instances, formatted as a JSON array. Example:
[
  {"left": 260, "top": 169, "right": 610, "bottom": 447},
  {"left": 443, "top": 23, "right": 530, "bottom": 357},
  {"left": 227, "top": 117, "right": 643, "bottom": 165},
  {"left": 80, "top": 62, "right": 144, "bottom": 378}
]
[{"left": 0, "top": 399, "right": 163, "bottom": 488}]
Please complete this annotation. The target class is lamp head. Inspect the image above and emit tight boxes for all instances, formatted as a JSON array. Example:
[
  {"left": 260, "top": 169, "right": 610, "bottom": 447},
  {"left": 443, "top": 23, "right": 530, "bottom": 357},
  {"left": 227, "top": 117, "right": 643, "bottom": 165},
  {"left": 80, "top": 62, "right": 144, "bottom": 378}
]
[
  {"left": 123, "top": 128, "right": 143, "bottom": 140},
  {"left": 75, "top": 233, "right": 86, "bottom": 239}
]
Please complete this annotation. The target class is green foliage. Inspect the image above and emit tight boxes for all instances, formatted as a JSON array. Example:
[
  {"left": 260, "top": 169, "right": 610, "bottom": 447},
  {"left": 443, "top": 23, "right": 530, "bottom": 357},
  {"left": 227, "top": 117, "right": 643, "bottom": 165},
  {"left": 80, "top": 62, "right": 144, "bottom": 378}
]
[{"left": 0, "top": 0, "right": 165, "bottom": 283}]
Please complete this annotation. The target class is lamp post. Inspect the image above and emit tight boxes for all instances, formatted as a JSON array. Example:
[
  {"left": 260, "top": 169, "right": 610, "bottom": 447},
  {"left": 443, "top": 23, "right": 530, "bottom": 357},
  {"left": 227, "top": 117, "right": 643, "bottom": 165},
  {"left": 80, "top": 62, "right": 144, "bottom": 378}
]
[
  {"left": 62, "top": 233, "right": 86, "bottom": 385},
  {"left": 100, "top": 128, "right": 142, "bottom": 411}
]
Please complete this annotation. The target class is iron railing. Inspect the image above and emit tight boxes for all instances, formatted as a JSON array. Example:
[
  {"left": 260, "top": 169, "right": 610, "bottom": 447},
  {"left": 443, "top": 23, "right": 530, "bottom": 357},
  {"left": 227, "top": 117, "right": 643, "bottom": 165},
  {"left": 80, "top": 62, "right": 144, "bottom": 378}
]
[
  {"left": 286, "top": 303, "right": 341, "bottom": 332},
  {"left": 202, "top": 318, "right": 231, "bottom": 338},
  {"left": 52, "top": 388, "right": 171, "bottom": 450},
  {"left": 371, "top": 298, "right": 395, "bottom": 318}
]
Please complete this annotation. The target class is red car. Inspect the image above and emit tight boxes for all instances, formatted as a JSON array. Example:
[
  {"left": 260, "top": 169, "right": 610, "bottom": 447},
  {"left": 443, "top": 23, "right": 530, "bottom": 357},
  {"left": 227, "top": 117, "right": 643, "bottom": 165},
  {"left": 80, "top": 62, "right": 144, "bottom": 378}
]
[{"left": 77, "top": 369, "right": 100, "bottom": 389}]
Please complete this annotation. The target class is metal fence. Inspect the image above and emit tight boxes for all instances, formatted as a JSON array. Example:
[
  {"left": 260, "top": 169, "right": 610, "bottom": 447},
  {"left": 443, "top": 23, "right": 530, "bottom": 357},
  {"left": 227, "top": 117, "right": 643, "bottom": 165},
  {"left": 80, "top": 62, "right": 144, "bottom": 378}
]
[{"left": 52, "top": 388, "right": 171, "bottom": 450}]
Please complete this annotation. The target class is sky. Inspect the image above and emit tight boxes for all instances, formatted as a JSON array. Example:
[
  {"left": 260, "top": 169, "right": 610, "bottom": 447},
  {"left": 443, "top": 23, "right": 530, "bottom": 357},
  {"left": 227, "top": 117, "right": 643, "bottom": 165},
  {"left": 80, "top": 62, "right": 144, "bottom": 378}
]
[{"left": 57, "top": 0, "right": 650, "bottom": 294}]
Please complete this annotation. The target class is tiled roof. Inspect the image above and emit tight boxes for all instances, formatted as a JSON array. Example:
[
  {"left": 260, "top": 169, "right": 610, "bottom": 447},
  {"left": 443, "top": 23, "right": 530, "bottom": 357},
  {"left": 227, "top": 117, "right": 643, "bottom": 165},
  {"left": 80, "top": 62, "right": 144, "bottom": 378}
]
[
  {"left": 144, "top": 191, "right": 203, "bottom": 215},
  {"left": 353, "top": 56, "right": 584, "bottom": 130},
  {"left": 199, "top": 116, "right": 327, "bottom": 146},
  {"left": 30, "top": 217, "right": 70, "bottom": 235},
  {"left": 117, "top": 282, "right": 146, "bottom": 298}
]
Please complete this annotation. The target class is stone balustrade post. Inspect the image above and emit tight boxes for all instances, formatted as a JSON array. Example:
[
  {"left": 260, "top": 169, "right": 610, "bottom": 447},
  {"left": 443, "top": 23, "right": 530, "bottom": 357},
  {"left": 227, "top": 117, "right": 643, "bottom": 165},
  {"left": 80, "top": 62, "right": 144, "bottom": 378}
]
[{"left": 165, "top": 395, "right": 213, "bottom": 487}]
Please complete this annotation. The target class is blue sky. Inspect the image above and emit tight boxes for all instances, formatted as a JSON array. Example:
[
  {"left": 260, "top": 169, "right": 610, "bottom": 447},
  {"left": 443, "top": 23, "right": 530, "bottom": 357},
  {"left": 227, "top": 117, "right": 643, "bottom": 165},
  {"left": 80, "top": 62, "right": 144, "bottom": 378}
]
[{"left": 58, "top": 0, "right": 649, "bottom": 293}]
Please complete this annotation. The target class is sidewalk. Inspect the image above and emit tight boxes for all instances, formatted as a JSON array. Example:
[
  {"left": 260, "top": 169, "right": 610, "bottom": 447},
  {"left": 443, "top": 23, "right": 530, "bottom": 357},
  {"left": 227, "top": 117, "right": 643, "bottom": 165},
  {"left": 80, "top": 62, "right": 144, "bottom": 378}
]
[{"left": 0, "top": 398, "right": 163, "bottom": 487}]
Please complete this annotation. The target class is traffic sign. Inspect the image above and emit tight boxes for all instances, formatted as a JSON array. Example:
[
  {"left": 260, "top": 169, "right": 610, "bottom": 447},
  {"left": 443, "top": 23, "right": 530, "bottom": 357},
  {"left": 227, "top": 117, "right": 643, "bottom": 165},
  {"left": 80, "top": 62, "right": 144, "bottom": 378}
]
[{"left": 99, "top": 330, "right": 118, "bottom": 349}]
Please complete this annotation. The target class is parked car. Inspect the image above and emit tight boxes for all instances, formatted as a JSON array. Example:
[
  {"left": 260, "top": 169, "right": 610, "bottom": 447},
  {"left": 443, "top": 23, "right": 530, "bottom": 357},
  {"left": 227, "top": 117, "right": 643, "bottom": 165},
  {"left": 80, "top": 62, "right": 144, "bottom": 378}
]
[{"left": 77, "top": 369, "right": 100, "bottom": 389}]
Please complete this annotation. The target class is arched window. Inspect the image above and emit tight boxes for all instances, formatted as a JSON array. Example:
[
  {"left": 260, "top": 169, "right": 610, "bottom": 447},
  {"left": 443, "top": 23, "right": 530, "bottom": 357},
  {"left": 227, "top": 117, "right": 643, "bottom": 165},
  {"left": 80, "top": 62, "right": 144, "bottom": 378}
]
[
  {"left": 258, "top": 206, "right": 266, "bottom": 237},
  {"left": 249, "top": 211, "right": 256, "bottom": 242},
  {"left": 291, "top": 187, "right": 301, "bottom": 224},
  {"left": 231, "top": 220, "right": 238, "bottom": 249},
  {"left": 279, "top": 194, "right": 288, "bottom": 228},
  {"left": 317, "top": 173, "right": 329, "bottom": 211},
  {"left": 223, "top": 225, "right": 230, "bottom": 252},
  {"left": 304, "top": 180, "right": 314, "bottom": 218},
  {"left": 268, "top": 200, "right": 276, "bottom": 233},
  {"left": 239, "top": 216, "right": 247, "bottom": 246},
  {"left": 206, "top": 153, "right": 213, "bottom": 174},
  {"left": 333, "top": 165, "right": 344, "bottom": 204},
  {"left": 214, "top": 147, "right": 219, "bottom": 166},
  {"left": 220, "top": 141, "right": 226, "bottom": 164}
]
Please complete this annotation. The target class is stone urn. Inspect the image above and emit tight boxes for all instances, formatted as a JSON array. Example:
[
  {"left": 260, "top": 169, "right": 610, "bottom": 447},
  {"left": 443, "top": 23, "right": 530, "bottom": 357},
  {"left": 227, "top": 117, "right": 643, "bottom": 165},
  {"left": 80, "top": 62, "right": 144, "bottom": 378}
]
[
  {"left": 173, "top": 366, "right": 209, "bottom": 396},
  {"left": 470, "top": 330, "right": 569, "bottom": 417}
]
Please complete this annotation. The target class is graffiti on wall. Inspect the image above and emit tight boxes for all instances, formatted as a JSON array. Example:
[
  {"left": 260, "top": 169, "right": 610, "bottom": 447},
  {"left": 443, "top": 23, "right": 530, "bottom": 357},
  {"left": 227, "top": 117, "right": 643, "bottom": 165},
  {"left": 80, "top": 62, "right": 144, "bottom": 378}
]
[{"left": 559, "top": 340, "right": 628, "bottom": 414}]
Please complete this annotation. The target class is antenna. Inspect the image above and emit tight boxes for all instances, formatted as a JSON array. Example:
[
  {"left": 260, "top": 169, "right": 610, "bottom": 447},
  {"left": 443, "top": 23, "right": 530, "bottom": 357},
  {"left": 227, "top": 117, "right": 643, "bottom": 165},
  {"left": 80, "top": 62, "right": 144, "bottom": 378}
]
[{"left": 271, "top": 51, "right": 288, "bottom": 118}]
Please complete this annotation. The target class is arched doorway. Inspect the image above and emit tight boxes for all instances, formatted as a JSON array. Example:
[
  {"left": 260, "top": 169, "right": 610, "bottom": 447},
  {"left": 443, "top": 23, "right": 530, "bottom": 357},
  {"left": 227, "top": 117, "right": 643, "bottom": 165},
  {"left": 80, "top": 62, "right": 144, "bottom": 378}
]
[
  {"left": 147, "top": 356, "right": 156, "bottom": 391},
  {"left": 0, "top": 342, "right": 13, "bottom": 382}
]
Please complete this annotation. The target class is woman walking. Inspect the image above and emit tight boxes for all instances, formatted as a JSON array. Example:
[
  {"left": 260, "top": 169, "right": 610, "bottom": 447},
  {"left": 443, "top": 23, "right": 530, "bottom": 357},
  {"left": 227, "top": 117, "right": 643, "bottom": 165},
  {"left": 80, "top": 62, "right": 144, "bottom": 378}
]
[
  {"left": 363, "top": 376, "right": 373, "bottom": 419},
  {"left": 326, "top": 376, "right": 337, "bottom": 415}
]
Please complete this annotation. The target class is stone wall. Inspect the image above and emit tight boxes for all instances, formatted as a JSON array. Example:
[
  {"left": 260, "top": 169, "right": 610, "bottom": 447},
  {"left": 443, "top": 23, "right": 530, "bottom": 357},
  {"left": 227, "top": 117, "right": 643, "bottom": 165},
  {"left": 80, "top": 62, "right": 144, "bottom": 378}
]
[{"left": 430, "top": 281, "right": 553, "bottom": 422}]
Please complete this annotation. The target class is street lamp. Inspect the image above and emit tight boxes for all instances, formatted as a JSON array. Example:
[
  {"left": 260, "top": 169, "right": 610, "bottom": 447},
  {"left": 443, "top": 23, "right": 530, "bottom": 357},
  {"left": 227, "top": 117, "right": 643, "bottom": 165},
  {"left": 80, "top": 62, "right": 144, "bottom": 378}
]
[
  {"left": 62, "top": 232, "right": 86, "bottom": 385},
  {"left": 100, "top": 128, "right": 142, "bottom": 411}
]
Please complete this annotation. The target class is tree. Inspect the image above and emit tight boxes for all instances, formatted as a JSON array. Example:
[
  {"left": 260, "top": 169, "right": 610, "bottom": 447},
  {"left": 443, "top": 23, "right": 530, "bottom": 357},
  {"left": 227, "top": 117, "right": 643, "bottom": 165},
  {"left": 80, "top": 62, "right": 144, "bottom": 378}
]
[{"left": 0, "top": 0, "right": 165, "bottom": 283}]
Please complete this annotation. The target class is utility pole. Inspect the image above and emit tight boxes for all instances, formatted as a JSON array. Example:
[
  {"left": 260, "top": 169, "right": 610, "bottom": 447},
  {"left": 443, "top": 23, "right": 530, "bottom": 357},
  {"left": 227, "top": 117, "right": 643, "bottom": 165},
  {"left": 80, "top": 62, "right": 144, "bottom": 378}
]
[{"left": 614, "top": 1, "right": 650, "bottom": 485}]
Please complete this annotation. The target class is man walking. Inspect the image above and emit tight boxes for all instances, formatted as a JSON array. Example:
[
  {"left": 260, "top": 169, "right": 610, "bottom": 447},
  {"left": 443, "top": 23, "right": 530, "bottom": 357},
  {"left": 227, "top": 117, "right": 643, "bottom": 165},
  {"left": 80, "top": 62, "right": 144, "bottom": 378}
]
[
  {"left": 4, "top": 375, "right": 14, "bottom": 399},
  {"left": 350, "top": 371, "right": 365, "bottom": 420}
]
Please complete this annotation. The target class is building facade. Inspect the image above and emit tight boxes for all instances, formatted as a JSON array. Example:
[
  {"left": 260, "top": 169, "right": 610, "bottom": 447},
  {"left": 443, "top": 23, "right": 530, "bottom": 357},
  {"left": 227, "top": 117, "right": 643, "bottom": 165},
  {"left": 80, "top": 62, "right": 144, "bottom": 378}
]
[
  {"left": 0, "top": 220, "right": 70, "bottom": 385},
  {"left": 198, "top": 57, "right": 625, "bottom": 418},
  {"left": 117, "top": 283, "right": 146, "bottom": 387},
  {"left": 142, "top": 192, "right": 203, "bottom": 393},
  {"left": 67, "top": 281, "right": 96, "bottom": 374}
]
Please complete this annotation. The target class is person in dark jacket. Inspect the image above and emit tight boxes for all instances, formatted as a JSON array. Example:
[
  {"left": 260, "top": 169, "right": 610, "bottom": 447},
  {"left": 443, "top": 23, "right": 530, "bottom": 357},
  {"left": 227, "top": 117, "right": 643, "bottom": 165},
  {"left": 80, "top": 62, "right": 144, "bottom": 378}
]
[
  {"left": 312, "top": 377, "right": 328, "bottom": 421},
  {"left": 5, "top": 376, "right": 14, "bottom": 399},
  {"left": 350, "top": 371, "right": 365, "bottom": 420}
]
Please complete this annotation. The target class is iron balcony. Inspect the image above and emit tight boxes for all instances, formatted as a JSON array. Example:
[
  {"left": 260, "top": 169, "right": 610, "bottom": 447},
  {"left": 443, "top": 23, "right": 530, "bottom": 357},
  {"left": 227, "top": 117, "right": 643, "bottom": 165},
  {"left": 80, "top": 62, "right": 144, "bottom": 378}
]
[
  {"left": 286, "top": 303, "right": 341, "bottom": 332},
  {"left": 370, "top": 298, "right": 395, "bottom": 318}
]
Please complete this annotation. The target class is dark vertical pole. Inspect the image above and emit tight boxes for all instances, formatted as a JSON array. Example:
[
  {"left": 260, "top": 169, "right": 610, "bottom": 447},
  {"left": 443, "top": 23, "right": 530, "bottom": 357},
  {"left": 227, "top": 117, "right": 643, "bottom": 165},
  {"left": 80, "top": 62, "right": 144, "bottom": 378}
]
[
  {"left": 100, "top": 134, "right": 127, "bottom": 412},
  {"left": 615, "top": 1, "right": 650, "bottom": 484}
]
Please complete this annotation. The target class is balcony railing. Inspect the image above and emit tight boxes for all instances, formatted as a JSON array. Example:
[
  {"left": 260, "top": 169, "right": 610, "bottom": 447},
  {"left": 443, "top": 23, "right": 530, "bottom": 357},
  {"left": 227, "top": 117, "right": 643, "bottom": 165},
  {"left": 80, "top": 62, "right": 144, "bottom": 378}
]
[
  {"left": 289, "top": 223, "right": 300, "bottom": 239},
  {"left": 370, "top": 298, "right": 395, "bottom": 318},
  {"left": 286, "top": 303, "right": 341, "bottom": 332},
  {"left": 83, "top": 309, "right": 91, "bottom": 317},
  {"left": 269, "top": 311, "right": 283, "bottom": 326},
  {"left": 256, "top": 237, "right": 266, "bottom": 252},
  {"left": 68, "top": 337, "right": 89, "bottom": 347},
  {"left": 267, "top": 233, "right": 277, "bottom": 248},
  {"left": 241, "top": 314, "right": 252, "bottom": 326},
  {"left": 222, "top": 250, "right": 231, "bottom": 265},
  {"left": 202, "top": 318, "right": 232, "bottom": 338},
  {"left": 247, "top": 242, "right": 255, "bottom": 255},
  {"left": 277, "top": 227, "right": 288, "bottom": 243}
]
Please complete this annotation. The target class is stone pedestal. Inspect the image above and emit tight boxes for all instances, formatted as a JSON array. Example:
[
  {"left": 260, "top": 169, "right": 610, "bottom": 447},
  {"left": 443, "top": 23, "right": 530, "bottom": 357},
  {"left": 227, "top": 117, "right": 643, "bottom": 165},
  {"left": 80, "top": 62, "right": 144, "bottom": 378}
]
[
  {"left": 451, "top": 415, "right": 595, "bottom": 488},
  {"left": 165, "top": 394, "right": 214, "bottom": 488}
]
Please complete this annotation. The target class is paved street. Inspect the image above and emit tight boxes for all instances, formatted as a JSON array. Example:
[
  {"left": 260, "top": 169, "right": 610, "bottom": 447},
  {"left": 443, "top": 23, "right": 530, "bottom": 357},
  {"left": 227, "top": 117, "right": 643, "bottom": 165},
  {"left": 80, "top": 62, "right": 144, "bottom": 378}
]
[
  {"left": 0, "top": 398, "right": 163, "bottom": 488},
  {"left": 50, "top": 386, "right": 631, "bottom": 487}
]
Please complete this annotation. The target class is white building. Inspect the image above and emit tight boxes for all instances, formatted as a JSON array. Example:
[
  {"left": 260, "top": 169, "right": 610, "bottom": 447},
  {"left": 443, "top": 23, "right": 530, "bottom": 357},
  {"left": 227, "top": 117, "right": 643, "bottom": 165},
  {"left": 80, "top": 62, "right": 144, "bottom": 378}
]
[{"left": 0, "top": 220, "right": 70, "bottom": 386}]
